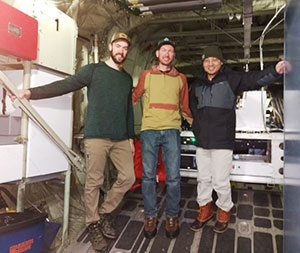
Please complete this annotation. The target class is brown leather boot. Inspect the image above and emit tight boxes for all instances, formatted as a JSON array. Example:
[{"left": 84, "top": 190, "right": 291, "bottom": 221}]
[
  {"left": 165, "top": 217, "right": 180, "bottom": 239},
  {"left": 87, "top": 222, "right": 108, "bottom": 253},
  {"left": 144, "top": 217, "right": 158, "bottom": 239},
  {"left": 213, "top": 208, "right": 231, "bottom": 233},
  {"left": 190, "top": 202, "right": 214, "bottom": 232},
  {"left": 98, "top": 213, "right": 117, "bottom": 239}
]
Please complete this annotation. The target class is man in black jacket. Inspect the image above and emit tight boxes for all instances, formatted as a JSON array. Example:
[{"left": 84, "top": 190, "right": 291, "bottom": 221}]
[{"left": 189, "top": 45, "right": 289, "bottom": 233}]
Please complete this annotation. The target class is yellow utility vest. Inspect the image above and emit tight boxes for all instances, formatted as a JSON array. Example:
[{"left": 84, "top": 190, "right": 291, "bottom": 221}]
[{"left": 132, "top": 65, "right": 193, "bottom": 131}]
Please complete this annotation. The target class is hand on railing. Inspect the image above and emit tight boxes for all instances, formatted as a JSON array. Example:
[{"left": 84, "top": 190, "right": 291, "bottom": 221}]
[{"left": 8, "top": 89, "right": 31, "bottom": 102}]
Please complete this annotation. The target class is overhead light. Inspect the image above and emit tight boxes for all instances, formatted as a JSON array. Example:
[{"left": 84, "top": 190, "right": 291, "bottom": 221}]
[
  {"left": 228, "top": 13, "right": 234, "bottom": 20},
  {"left": 140, "top": 11, "right": 153, "bottom": 16},
  {"left": 235, "top": 13, "right": 242, "bottom": 20}
]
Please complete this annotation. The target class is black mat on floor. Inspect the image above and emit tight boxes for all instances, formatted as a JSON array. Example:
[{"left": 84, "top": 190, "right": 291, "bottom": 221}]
[
  {"left": 173, "top": 222, "right": 194, "bottom": 253},
  {"left": 114, "top": 220, "right": 143, "bottom": 250},
  {"left": 272, "top": 209, "right": 283, "bottom": 219},
  {"left": 271, "top": 193, "right": 282, "bottom": 208},
  {"left": 254, "top": 217, "right": 271, "bottom": 228},
  {"left": 215, "top": 228, "right": 235, "bottom": 253},
  {"left": 237, "top": 204, "right": 253, "bottom": 220},
  {"left": 198, "top": 226, "right": 214, "bottom": 253},
  {"left": 237, "top": 237, "right": 251, "bottom": 253},
  {"left": 253, "top": 192, "right": 269, "bottom": 207},
  {"left": 131, "top": 229, "right": 147, "bottom": 253},
  {"left": 273, "top": 220, "right": 283, "bottom": 230},
  {"left": 254, "top": 232, "right": 273, "bottom": 253},
  {"left": 107, "top": 214, "right": 131, "bottom": 250},
  {"left": 150, "top": 221, "right": 171, "bottom": 253},
  {"left": 254, "top": 207, "right": 270, "bottom": 217}
]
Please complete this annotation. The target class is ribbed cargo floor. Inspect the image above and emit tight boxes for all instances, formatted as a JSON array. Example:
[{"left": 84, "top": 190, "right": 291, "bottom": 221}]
[{"left": 65, "top": 180, "right": 283, "bottom": 253}]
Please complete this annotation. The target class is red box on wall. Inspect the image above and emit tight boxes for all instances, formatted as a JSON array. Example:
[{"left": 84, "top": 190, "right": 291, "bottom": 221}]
[{"left": 0, "top": 0, "right": 38, "bottom": 60}]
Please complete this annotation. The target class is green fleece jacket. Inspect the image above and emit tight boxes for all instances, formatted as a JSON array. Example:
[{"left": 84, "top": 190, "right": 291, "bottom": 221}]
[{"left": 30, "top": 62, "right": 134, "bottom": 140}]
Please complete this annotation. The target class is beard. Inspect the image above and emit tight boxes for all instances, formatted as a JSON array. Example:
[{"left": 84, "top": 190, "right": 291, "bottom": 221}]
[{"left": 111, "top": 50, "right": 126, "bottom": 64}]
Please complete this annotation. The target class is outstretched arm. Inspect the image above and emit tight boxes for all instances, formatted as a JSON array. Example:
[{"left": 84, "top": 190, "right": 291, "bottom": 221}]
[
  {"left": 236, "top": 61, "right": 290, "bottom": 93},
  {"left": 9, "top": 89, "right": 31, "bottom": 101},
  {"left": 9, "top": 64, "right": 95, "bottom": 101}
]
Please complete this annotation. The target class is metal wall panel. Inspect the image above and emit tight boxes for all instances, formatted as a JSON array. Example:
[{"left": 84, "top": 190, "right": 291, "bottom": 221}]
[{"left": 284, "top": 0, "right": 300, "bottom": 251}]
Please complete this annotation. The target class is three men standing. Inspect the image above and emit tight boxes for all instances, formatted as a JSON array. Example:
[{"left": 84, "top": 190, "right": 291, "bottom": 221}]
[
  {"left": 10, "top": 30, "right": 289, "bottom": 250},
  {"left": 133, "top": 38, "right": 193, "bottom": 239}
]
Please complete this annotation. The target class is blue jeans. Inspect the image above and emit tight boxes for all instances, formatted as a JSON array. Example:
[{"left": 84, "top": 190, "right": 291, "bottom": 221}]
[{"left": 141, "top": 129, "right": 181, "bottom": 217}]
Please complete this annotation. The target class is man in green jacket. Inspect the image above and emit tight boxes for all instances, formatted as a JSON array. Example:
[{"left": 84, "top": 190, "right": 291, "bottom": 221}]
[{"left": 10, "top": 32, "right": 135, "bottom": 252}]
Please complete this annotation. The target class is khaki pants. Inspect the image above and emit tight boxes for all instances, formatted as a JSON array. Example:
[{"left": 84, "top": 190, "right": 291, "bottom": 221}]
[
  {"left": 196, "top": 147, "right": 234, "bottom": 212},
  {"left": 84, "top": 138, "right": 135, "bottom": 224}
]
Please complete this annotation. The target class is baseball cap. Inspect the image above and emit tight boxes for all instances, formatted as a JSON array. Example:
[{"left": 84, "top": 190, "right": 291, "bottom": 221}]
[
  {"left": 110, "top": 32, "right": 131, "bottom": 45},
  {"left": 157, "top": 37, "right": 176, "bottom": 50}
]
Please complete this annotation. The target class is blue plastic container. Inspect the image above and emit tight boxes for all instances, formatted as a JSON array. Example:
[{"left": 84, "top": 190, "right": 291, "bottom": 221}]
[{"left": 0, "top": 212, "right": 48, "bottom": 253}]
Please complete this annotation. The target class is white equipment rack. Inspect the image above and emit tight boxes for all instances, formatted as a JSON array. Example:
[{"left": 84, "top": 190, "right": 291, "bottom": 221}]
[{"left": 180, "top": 130, "right": 284, "bottom": 184}]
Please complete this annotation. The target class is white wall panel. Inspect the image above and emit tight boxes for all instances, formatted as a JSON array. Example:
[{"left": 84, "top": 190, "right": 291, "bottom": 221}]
[{"left": 0, "top": 68, "right": 73, "bottom": 182}]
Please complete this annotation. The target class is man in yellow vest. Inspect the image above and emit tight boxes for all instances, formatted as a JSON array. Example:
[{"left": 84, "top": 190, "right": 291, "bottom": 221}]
[{"left": 132, "top": 38, "right": 193, "bottom": 239}]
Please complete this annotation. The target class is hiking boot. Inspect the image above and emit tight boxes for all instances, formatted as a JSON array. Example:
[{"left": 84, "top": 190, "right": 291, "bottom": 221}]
[
  {"left": 98, "top": 213, "right": 117, "bottom": 239},
  {"left": 87, "top": 222, "right": 108, "bottom": 253},
  {"left": 165, "top": 217, "right": 180, "bottom": 239},
  {"left": 144, "top": 217, "right": 158, "bottom": 239},
  {"left": 213, "top": 208, "right": 231, "bottom": 233},
  {"left": 190, "top": 202, "right": 213, "bottom": 232}
]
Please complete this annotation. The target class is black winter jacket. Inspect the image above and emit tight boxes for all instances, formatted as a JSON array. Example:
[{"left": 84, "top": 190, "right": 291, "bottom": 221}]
[{"left": 189, "top": 64, "right": 281, "bottom": 150}]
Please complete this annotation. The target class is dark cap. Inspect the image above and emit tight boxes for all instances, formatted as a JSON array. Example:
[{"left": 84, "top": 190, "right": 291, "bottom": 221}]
[
  {"left": 157, "top": 37, "right": 176, "bottom": 50},
  {"left": 202, "top": 46, "right": 224, "bottom": 62},
  {"left": 110, "top": 32, "right": 131, "bottom": 45}
]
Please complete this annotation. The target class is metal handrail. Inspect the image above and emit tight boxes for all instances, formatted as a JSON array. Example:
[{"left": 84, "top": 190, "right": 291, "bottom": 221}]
[{"left": 0, "top": 70, "right": 85, "bottom": 172}]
